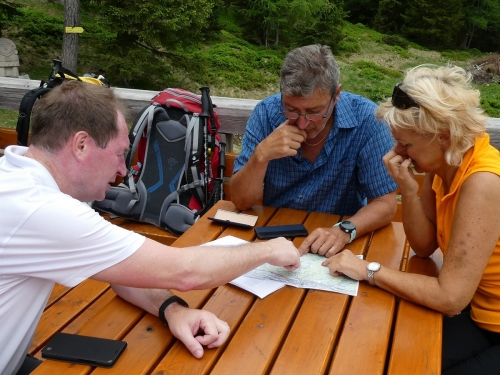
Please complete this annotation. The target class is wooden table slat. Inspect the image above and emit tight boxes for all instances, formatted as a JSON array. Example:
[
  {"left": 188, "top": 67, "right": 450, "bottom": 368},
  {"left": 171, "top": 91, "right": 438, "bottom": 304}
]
[
  {"left": 103, "top": 214, "right": 178, "bottom": 246},
  {"left": 33, "top": 290, "right": 145, "bottom": 374},
  {"left": 271, "top": 214, "right": 371, "bottom": 375},
  {"left": 207, "top": 207, "right": 308, "bottom": 374},
  {"left": 45, "top": 283, "right": 72, "bottom": 310},
  {"left": 152, "top": 285, "right": 255, "bottom": 375},
  {"left": 387, "top": 249, "right": 443, "bottom": 375},
  {"left": 329, "top": 222, "right": 407, "bottom": 375},
  {"left": 210, "top": 286, "right": 304, "bottom": 375},
  {"left": 30, "top": 279, "right": 110, "bottom": 354},
  {"left": 27, "top": 202, "right": 443, "bottom": 375}
]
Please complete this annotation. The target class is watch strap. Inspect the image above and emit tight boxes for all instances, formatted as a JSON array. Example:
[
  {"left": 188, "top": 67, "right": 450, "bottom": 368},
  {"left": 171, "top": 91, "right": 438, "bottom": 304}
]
[
  {"left": 333, "top": 222, "right": 357, "bottom": 243},
  {"left": 368, "top": 270, "right": 376, "bottom": 286},
  {"left": 159, "top": 295, "right": 189, "bottom": 327}
]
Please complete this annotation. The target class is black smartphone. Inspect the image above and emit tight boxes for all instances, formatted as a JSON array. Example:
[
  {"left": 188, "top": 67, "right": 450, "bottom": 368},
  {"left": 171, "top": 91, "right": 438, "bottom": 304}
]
[
  {"left": 208, "top": 209, "right": 258, "bottom": 228},
  {"left": 41, "top": 332, "right": 127, "bottom": 368},
  {"left": 254, "top": 224, "right": 308, "bottom": 239}
]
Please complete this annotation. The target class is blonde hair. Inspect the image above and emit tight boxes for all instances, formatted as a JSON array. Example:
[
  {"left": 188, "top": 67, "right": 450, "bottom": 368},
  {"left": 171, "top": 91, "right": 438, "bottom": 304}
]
[{"left": 376, "top": 64, "right": 487, "bottom": 166}]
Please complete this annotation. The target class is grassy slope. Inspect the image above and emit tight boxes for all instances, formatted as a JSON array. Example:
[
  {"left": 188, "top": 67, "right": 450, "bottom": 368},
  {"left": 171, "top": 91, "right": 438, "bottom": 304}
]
[{"left": 1, "top": 8, "right": 499, "bottom": 129}]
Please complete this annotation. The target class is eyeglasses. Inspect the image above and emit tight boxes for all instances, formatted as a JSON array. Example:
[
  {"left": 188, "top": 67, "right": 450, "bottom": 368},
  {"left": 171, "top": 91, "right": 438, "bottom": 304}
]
[
  {"left": 281, "top": 94, "right": 334, "bottom": 122},
  {"left": 392, "top": 83, "right": 420, "bottom": 109}
]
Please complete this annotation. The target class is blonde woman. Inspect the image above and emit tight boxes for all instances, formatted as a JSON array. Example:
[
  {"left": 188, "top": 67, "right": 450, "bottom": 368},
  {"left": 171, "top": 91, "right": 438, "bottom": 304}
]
[{"left": 324, "top": 64, "right": 500, "bottom": 374}]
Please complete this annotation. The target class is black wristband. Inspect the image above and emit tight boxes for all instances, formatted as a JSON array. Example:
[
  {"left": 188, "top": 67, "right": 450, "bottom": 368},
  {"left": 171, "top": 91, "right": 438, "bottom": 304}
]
[{"left": 158, "top": 295, "right": 189, "bottom": 327}]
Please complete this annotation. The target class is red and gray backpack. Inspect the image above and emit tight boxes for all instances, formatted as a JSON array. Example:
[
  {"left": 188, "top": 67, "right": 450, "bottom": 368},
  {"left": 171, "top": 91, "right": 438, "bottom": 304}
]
[{"left": 93, "top": 87, "right": 226, "bottom": 235}]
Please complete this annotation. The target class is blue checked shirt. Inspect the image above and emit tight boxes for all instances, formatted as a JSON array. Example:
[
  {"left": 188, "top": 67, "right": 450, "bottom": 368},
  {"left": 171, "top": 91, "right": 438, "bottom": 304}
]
[{"left": 233, "top": 92, "right": 398, "bottom": 216}]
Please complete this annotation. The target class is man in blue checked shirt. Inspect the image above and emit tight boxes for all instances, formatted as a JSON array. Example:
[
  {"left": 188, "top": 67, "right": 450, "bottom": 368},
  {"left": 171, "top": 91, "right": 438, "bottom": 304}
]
[{"left": 231, "top": 44, "right": 398, "bottom": 257}]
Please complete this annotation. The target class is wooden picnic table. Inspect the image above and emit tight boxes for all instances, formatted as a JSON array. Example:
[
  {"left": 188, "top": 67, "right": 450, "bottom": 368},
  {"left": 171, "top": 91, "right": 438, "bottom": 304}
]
[{"left": 31, "top": 200, "right": 443, "bottom": 375}]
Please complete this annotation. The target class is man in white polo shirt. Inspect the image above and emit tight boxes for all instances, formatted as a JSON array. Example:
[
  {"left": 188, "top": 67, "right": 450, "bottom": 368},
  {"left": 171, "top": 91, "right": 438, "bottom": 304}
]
[{"left": 0, "top": 80, "right": 300, "bottom": 375}]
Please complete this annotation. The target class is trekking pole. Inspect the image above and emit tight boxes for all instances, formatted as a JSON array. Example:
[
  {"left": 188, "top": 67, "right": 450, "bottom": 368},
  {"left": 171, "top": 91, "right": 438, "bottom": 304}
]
[
  {"left": 49, "top": 59, "right": 63, "bottom": 81},
  {"left": 219, "top": 142, "right": 226, "bottom": 201},
  {"left": 200, "top": 87, "right": 211, "bottom": 202}
]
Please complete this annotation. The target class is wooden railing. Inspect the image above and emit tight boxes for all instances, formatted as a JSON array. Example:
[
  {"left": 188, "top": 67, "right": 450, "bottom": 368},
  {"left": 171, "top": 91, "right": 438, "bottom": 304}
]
[
  {"left": 0, "top": 77, "right": 257, "bottom": 152},
  {"left": 2, "top": 76, "right": 500, "bottom": 233},
  {"left": 2, "top": 76, "right": 500, "bottom": 152}
]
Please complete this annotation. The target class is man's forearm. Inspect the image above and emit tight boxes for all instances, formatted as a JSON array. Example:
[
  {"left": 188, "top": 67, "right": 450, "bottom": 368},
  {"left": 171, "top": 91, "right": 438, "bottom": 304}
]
[
  {"left": 230, "top": 153, "right": 268, "bottom": 210},
  {"left": 348, "top": 192, "right": 397, "bottom": 238},
  {"left": 169, "top": 241, "right": 279, "bottom": 291},
  {"left": 111, "top": 284, "right": 172, "bottom": 317},
  {"left": 98, "top": 239, "right": 291, "bottom": 292}
]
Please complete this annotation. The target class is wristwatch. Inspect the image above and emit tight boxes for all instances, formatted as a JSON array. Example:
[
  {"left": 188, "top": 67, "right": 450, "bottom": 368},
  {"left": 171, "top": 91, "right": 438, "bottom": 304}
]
[
  {"left": 333, "top": 220, "right": 357, "bottom": 243},
  {"left": 367, "top": 262, "right": 381, "bottom": 286}
]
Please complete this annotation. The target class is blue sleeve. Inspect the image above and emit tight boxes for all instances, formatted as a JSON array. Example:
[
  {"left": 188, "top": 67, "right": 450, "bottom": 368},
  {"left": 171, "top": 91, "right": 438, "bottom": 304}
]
[
  {"left": 357, "top": 117, "right": 398, "bottom": 199},
  {"left": 233, "top": 95, "right": 283, "bottom": 173}
]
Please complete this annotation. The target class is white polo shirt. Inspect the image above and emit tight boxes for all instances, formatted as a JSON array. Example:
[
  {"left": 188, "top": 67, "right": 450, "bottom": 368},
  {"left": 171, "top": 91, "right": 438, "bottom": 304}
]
[{"left": 0, "top": 146, "right": 145, "bottom": 375}]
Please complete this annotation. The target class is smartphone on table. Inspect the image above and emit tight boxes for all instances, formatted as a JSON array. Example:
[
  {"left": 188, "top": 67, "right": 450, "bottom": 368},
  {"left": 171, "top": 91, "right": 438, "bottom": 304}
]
[
  {"left": 41, "top": 332, "right": 127, "bottom": 368},
  {"left": 254, "top": 224, "right": 309, "bottom": 239}
]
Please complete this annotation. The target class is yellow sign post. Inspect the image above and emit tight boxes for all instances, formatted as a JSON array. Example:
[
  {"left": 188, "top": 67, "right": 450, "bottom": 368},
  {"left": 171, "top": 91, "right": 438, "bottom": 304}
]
[{"left": 65, "top": 27, "right": 84, "bottom": 34}]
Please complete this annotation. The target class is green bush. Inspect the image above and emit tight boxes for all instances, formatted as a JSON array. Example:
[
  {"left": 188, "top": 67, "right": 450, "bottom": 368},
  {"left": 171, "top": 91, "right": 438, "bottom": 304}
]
[
  {"left": 364, "top": 87, "right": 390, "bottom": 103},
  {"left": 338, "top": 38, "right": 361, "bottom": 54},
  {"left": 359, "top": 68, "right": 386, "bottom": 81},
  {"left": 382, "top": 35, "right": 409, "bottom": 49},
  {"left": 393, "top": 45, "right": 410, "bottom": 58},
  {"left": 481, "top": 97, "right": 500, "bottom": 118},
  {"left": 441, "top": 50, "right": 472, "bottom": 61},
  {"left": 180, "top": 42, "right": 284, "bottom": 91},
  {"left": 469, "top": 48, "right": 483, "bottom": 57},
  {"left": 9, "top": 9, "right": 63, "bottom": 49},
  {"left": 352, "top": 60, "right": 402, "bottom": 79}
]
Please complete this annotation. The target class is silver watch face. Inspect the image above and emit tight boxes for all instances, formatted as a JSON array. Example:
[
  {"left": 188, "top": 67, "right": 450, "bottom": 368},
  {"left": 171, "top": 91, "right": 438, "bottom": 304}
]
[
  {"left": 367, "top": 262, "right": 381, "bottom": 272},
  {"left": 340, "top": 221, "right": 356, "bottom": 232}
]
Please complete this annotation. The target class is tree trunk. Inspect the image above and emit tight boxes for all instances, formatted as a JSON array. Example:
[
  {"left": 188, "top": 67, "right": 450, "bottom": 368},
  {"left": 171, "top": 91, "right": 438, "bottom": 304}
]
[
  {"left": 460, "top": 32, "right": 469, "bottom": 49},
  {"left": 62, "top": 0, "right": 79, "bottom": 73},
  {"left": 467, "top": 24, "right": 476, "bottom": 49}
]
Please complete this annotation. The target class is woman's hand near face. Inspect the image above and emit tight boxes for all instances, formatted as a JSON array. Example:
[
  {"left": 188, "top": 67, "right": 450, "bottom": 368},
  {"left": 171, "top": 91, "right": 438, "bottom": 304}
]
[{"left": 383, "top": 149, "right": 420, "bottom": 197}]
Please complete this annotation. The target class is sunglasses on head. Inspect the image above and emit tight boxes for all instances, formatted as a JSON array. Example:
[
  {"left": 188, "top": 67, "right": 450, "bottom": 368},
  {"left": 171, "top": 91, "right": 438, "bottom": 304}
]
[{"left": 391, "top": 83, "right": 420, "bottom": 109}]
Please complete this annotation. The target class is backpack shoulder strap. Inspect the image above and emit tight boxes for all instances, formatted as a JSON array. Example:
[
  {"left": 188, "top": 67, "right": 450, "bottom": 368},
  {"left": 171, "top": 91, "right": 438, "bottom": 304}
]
[
  {"left": 182, "top": 113, "right": 206, "bottom": 204},
  {"left": 16, "top": 86, "right": 53, "bottom": 146}
]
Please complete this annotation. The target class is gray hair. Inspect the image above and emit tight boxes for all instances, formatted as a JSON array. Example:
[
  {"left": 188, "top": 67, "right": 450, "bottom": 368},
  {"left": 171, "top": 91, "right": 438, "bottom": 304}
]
[{"left": 280, "top": 44, "right": 340, "bottom": 97}]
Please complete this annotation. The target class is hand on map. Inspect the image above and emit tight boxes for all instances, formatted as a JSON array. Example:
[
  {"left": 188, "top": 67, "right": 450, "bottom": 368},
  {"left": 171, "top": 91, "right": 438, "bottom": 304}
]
[
  {"left": 298, "top": 226, "right": 350, "bottom": 257},
  {"left": 322, "top": 250, "right": 367, "bottom": 281}
]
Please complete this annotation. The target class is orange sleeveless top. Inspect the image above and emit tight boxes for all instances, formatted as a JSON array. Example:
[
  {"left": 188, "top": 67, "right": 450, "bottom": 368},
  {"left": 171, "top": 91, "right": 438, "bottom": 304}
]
[{"left": 432, "top": 134, "right": 500, "bottom": 331}]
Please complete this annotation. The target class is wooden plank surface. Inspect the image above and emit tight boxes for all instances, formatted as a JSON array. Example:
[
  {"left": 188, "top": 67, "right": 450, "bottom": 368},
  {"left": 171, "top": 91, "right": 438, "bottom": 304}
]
[
  {"left": 387, "top": 249, "right": 443, "bottom": 375},
  {"left": 207, "top": 208, "right": 309, "bottom": 375},
  {"left": 270, "top": 212, "right": 369, "bottom": 375},
  {"left": 27, "top": 202, "right": 443, "bottom": 375},
  {"left": 0, "top": 126, "right": 17, "bottom": 152},
  {"left": 329, "top": 222, "right": 406, "bottom": 375},
  {"left": 101, "top": 214, "right": 178, "bottom": 246},
  {"left": 30, "top": 279, "right": 110, "bottom": 355},
  {"left": 45, "top": 284, "right": 72, "bottom": 310},
  {"left": 33, "top": 290, "right": 146, "bottom": 374}
]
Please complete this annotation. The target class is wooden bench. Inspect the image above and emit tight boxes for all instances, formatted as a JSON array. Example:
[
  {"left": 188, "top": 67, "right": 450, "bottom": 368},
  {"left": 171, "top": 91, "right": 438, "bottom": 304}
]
[{"left": 0, "top": 126, "right": 16, "bottom": 156}]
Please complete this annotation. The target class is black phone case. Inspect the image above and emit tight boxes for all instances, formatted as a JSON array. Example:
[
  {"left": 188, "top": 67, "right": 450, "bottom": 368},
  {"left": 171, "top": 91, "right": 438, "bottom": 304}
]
[
  {"left": 41, "top": 332, "right": 127, "bottom": 368},
  {"left": 254, "top": 224, "right": 308, "bottom": 239}
]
